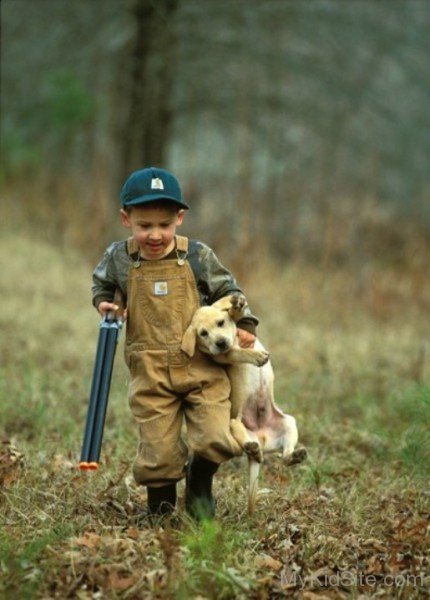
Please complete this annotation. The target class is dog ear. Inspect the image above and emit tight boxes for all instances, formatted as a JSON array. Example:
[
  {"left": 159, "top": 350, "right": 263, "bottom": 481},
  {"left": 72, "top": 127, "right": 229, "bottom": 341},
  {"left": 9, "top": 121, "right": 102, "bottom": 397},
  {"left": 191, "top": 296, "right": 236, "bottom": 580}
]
[{"left": 181, "top": 324, "right": 196, "bottom": 357}]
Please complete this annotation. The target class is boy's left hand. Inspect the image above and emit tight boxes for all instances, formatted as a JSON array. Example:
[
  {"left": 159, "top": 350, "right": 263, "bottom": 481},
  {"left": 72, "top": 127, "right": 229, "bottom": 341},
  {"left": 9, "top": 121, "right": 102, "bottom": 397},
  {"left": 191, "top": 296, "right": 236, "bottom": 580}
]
[{"left": 237, "top": 328, "right": 256, "bottom": 348}]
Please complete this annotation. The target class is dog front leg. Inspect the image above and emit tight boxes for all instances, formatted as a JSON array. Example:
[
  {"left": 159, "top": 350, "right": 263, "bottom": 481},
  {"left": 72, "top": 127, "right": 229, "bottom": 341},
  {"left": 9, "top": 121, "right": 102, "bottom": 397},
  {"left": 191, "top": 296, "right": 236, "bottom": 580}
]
[
  {"left": 214, "top": 348, "right": 269, "bottom": 366},
  {"left": 228, "top": 293, "right": 248, "bottom": 322}
]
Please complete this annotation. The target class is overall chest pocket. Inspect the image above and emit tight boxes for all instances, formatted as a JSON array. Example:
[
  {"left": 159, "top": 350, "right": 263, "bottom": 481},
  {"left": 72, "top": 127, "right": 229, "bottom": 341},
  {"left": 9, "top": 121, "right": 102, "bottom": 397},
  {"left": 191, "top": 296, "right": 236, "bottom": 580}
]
[{"left": 135, "top": 271, "right": 187, "bottom": 327}]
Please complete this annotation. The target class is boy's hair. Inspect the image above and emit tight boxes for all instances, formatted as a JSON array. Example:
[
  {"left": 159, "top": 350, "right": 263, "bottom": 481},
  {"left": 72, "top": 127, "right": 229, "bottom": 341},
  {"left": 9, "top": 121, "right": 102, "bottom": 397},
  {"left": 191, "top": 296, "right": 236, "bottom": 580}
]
[{"left": 123, "top": 200, "right": 183, "bottom": 214}]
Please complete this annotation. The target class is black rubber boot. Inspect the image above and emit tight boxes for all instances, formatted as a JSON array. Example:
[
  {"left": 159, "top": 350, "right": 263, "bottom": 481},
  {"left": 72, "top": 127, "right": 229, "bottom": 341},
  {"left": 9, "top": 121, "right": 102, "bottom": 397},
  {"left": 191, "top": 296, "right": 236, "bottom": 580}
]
[
  {"left": 185, "top": 454, "right": 219, "bottom": 521},
  {"left": 147, "top": 483, "right": 177, "bottom": 517}
]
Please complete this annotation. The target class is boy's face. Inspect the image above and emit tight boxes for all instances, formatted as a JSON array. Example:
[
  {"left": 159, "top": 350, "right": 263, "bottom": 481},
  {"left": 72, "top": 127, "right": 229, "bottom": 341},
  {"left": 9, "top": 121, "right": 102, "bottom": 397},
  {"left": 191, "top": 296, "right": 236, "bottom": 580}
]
[{"left": 120, "top": 204, "right": 184, "bottom": 260}]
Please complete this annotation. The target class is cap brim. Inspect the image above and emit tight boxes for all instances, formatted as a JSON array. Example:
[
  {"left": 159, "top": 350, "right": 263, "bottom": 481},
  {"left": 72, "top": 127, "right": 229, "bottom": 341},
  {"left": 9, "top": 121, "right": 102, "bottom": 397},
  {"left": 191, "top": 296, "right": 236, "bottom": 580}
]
[{"left": 122, "top": 193, "right": 189, "bottom": 209}]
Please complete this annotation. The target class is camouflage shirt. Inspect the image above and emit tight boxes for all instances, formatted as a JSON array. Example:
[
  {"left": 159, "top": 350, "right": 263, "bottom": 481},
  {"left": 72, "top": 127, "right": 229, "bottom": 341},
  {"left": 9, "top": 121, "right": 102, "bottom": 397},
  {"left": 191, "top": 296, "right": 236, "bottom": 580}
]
[{"left": 92, "top": 238, "right": 258, "bottom": 334}]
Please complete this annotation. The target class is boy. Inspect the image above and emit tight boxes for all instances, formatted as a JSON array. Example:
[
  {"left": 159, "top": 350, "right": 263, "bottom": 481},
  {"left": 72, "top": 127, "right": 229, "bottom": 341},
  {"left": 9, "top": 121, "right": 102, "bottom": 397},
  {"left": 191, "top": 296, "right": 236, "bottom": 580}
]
[{"left": 92, "top": 167, "right": 258, "bottom": 520}]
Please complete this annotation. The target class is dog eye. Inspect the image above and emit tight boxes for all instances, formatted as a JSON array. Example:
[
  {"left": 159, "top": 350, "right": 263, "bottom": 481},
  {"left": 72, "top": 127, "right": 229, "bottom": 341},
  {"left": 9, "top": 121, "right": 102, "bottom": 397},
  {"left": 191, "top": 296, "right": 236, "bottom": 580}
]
[
  {"left": 217, "top": 320, "right": 225, "bottom": 327},
  {"left": 199, "top": 329, "right": 208, "bottom": 337}
]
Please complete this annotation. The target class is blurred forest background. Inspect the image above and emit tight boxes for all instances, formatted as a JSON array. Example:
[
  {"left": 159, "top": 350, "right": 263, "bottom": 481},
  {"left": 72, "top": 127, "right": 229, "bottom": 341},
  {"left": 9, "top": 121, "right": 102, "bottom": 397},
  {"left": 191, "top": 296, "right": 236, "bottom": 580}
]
[{"left": 2, "top": 0, "right": 430, "bottom": 270}]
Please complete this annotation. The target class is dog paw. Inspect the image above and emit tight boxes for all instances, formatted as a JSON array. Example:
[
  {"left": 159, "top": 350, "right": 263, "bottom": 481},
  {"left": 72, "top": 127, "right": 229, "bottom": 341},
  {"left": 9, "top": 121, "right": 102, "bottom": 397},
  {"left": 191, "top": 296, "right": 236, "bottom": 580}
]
[
  {"left": 285, "top": 446, "right": 308, "bottom": 466},
  {"left": 251, "top": 350, "right": 270, "bottom": 367},
  {"left": 229, "top": 294, "right": 247, "bottom": 318},
  {"left": 244, "top": 441, "right": 263, "bottom": 463}
]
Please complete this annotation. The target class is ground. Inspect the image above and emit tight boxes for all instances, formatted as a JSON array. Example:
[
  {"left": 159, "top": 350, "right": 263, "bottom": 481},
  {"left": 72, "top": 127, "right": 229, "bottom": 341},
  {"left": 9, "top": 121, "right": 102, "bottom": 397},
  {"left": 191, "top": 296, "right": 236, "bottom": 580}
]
[{"left": 0, "top": 232, "right": 428, "bottom": 599}]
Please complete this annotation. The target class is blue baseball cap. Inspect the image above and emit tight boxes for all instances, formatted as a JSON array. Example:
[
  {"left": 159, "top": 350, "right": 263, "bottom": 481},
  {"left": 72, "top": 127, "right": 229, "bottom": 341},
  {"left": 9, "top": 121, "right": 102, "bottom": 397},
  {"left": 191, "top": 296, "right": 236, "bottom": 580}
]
[{"left": 120, "top": 167, "right": 189, "bottom": 209}]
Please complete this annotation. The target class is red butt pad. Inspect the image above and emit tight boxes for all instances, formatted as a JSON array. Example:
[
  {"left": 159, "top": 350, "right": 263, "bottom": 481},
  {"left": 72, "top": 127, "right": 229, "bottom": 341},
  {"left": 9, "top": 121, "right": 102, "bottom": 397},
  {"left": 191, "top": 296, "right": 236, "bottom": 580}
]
[{"left": 78, "top": 462, "right": 100, "bottom": 471}]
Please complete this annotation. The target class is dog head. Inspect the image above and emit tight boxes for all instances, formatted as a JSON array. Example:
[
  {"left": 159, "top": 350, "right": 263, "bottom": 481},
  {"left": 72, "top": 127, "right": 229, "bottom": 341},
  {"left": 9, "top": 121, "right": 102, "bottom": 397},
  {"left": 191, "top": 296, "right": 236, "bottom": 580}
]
[{"left": 181, "top": 305, "right": 237, "bottom": 357}]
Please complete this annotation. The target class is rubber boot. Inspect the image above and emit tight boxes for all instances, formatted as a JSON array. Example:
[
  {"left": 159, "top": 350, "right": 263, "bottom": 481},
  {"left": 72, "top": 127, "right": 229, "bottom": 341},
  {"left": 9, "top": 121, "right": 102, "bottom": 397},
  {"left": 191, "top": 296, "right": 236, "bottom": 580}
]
[
  {"left": 147, "top": 483, "right": 177, "bottom": 518},
  {"left": 185, "top": 454, "right": 219, "bottom": 521}
]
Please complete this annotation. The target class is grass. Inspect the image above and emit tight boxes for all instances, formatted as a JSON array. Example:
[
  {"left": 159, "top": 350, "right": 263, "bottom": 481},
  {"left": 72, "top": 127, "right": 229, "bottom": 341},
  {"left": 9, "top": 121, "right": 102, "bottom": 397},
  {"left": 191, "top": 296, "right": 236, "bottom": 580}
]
[{"left": 0, "top": 229, "right": 429, "bottom": 598}]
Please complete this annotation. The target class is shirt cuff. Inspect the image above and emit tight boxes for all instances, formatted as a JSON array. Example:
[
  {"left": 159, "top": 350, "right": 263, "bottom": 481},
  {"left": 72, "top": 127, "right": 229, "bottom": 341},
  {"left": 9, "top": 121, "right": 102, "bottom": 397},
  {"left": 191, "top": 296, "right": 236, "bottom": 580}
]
[{"left": 236, "top": 318, "right": 257, "bottom": 336}]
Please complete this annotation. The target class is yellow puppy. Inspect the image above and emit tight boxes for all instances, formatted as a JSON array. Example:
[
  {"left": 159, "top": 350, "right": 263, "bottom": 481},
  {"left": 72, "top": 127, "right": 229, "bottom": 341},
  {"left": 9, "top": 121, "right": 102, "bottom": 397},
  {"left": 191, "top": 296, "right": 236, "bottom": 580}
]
[{"left": 182, "top": 294, "right": 306, "bottom": 514}]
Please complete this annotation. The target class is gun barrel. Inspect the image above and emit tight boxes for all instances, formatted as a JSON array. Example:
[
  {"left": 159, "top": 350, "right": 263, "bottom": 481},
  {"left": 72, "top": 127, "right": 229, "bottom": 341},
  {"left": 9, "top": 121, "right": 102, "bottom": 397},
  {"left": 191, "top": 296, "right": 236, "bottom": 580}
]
[
  {"left": 87, "top": 322, "right": 120, "bottom": 464},
  {"left": 79, "top": 319, "right": 111, "bottom": 467},
  {"left": 79, "top": 289, "right": 124, "bottom": 471}
]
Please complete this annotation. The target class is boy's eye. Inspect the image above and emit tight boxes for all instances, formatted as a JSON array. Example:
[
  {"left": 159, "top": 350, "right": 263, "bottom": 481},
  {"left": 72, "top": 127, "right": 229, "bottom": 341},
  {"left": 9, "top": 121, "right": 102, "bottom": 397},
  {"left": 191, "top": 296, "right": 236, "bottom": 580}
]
[
  {"left": 217, "top": 320, "right": 225, "bottom": 327},
  {"left": 199, "top": 329, "right": 208, "bottom": 337},
  {"left": 137, "top": 222, "right": 171, "bottom": 229}
]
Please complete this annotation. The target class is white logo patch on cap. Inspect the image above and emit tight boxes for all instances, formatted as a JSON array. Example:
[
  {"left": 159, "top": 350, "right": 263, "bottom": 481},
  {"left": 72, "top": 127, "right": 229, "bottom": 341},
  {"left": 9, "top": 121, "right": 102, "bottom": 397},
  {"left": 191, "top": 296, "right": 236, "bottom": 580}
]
[{"left": 151, "top": 177, "right": 164, "bottom": 190}]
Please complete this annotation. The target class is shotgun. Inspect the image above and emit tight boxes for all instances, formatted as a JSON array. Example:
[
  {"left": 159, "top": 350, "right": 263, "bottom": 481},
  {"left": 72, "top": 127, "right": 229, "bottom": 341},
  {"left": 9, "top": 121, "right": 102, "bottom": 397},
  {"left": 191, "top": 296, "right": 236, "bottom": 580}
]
[{"left": 79, "top": 289, "right": 125, "bottom": 470}]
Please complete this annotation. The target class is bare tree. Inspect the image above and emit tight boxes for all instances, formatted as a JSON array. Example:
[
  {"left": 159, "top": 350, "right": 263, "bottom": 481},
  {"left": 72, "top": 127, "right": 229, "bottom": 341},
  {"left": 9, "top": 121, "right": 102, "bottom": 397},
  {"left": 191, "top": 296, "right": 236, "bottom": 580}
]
[{"left": 118, "top": 0, "right": 179, "bottom": 181}]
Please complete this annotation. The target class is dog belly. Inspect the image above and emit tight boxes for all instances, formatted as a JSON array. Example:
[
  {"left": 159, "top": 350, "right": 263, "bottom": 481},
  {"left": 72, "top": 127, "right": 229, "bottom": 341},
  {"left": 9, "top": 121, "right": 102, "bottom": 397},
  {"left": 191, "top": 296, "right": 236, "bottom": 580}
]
[
  {"left": 236, "top": 342, "right": 274, "bottom": 429},
  {"left": 240, "top": 381, "right": 272, "bottom": 430},
  {"left": 229, "top": 359, "right": 273, "bottom": 424},
  {"left": 237, "top": 352, "right": 298, "bottom": 455},
  {"left": 228, "top": 338, "right": 299, "bottom": 458}
]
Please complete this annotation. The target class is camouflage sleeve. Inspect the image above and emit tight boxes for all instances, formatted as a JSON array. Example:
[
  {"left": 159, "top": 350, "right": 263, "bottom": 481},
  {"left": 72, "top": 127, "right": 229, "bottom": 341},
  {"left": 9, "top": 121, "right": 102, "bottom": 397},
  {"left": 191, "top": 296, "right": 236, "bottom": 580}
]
[
  {"left": 91, "top": 243, "right": 121, "bottom": 308},
  {"left": 197, "top": 243, "right": 259, "bottom": 331}
]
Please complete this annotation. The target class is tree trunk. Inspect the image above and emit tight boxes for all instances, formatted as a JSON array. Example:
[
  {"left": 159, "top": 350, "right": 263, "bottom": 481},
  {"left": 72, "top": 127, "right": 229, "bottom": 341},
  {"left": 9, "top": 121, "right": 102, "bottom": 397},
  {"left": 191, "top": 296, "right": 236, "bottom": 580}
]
[{"left": 120, "top": 0, "right": 179, "bottom": 181}]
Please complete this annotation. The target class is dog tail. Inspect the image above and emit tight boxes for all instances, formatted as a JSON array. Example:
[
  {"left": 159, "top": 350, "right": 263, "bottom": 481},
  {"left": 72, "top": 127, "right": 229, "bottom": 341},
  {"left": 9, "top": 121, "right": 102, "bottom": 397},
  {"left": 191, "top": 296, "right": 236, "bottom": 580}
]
[{"left": 248, "top": 459, "right": 261, "bottom": 516}]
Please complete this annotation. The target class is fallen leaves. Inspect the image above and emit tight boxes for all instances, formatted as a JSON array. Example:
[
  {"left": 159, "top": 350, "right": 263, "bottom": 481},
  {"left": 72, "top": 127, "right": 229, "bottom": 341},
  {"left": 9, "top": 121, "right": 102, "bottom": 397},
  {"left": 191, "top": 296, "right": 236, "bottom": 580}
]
[
  {"left": 1, "top": 439, "right": 428, "bottom": 598},
  {"left": 362, "top": 537, "right": 387, "bottom": 553},
  {"left": 254, "top": 553, "right": 283, "bottom": 571},
  {"left": 73, "top": 532, "right": 102, "bottom": 553},
  {"left": 87, "top": 564, "right": 138, "bottom": 591},
  {"left": 0, "top": 437, "right": 24, "bottom": 488},
  {"left": 50, "top": 526, "right": 174, "bottom": 597},
  {"left": 247, "top": 470, "right": 429, "bottom": 599}
]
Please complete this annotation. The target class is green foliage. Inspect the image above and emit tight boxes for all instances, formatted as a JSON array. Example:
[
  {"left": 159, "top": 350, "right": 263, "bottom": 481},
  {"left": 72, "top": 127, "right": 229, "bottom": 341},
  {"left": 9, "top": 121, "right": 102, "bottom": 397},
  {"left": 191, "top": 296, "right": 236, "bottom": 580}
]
[
  {"left": 43, "top": 69, "right": 95, "bottom": 132},
  {"left": 177, "top": 520, "right": 252, "bottom": 598},
  {"left": 0, "top": 133, "right": 41, "bottom": 183},
  {"left": 0, "top": 360, "right": 79, "bottom": 447},
  {"left": 0, "top": 69, "right": 95, "bottom": 181},
  {"left": 398, "top": 386, "right": 430, "bottom": 475},
  {"left": 0, "top": 527, "right": 72, "bottom": 599}
]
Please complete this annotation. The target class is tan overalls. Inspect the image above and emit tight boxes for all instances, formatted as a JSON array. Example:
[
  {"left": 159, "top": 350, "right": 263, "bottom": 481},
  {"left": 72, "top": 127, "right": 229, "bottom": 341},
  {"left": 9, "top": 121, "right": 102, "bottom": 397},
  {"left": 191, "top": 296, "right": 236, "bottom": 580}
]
[{"left": 124, "top": 235, "right": 242, "bottom": 487}]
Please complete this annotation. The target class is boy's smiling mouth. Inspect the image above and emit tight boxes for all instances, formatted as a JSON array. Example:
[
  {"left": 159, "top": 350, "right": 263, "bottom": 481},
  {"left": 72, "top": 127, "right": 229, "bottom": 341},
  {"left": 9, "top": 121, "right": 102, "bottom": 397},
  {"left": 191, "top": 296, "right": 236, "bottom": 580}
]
[
  {"left": 143, "top": 239, "right": 173, "bottom": 259},
  {"left": 147, "top": 241, "right": 164, "bottom": 252}
]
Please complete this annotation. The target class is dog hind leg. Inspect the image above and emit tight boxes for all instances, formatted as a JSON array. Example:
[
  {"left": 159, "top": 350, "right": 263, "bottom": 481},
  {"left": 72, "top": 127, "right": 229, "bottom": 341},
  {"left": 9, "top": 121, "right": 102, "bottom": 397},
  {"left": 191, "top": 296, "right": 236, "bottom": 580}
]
[
  {"left": 230, "top": 419, "right": 263, "bottom": 463},
  {"left": 285, "top": 446, "right": 308, "bottom": 465},
  {"left": 279, "top": 415, "right": 307, "bottom": 465}
]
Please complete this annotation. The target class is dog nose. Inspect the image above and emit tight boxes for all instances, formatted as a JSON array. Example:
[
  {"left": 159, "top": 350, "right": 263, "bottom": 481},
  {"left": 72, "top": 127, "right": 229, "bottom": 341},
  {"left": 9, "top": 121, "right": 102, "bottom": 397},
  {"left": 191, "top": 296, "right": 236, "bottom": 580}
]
[{"left": 216, "top": 338, "right": 228, "bottom": 351}]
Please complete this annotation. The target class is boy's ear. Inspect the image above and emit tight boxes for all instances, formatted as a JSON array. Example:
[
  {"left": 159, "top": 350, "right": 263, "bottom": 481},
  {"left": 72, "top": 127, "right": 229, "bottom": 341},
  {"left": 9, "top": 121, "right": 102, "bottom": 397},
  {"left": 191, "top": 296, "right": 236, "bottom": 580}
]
[
  {"left": 120, "top": 209, "right": 131, "bottom": 228},
  {"left": 176, "top": 210, "right": 184, "bottom": 226},
  {"left": 181, "top": 324, "right": 196, "bottom": 357}
]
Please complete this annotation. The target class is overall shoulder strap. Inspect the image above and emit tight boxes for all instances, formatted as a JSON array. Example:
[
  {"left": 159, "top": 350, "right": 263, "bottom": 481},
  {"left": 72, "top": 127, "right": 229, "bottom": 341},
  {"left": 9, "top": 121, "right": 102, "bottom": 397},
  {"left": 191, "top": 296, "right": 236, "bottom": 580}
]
[
  {"left": 175, "top": 235, "right": 189, "bottom": 253},
  {"left": 126, "top": 237, "right": 139, "bottom": 256}
]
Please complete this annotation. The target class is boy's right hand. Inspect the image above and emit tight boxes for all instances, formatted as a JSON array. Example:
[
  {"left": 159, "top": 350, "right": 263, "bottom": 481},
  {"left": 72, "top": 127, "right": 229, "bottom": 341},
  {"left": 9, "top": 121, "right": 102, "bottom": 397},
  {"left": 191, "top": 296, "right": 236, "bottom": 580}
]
[
  {"left": 97, "top": 301, "right": 118, "bottom": 317},
  {"left": 97, "top": 301, "right": 127, "bottom": 319}
]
